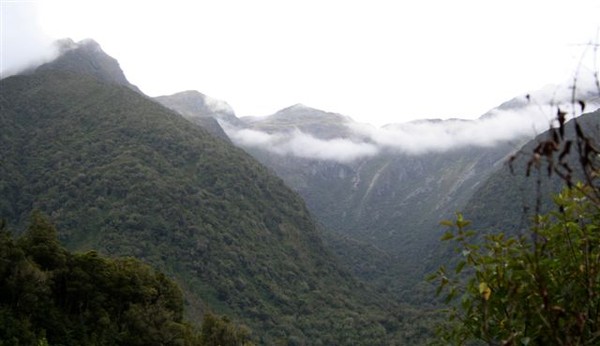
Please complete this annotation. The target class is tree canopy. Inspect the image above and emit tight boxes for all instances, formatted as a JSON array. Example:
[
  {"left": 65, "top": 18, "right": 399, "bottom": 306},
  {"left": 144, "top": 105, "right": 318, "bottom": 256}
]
[
  {"left": 0, "top": 212, "right": 252, "bottom": 346},
  {"left": 432, "top": 100, "right": 600, "bottom": 344}
]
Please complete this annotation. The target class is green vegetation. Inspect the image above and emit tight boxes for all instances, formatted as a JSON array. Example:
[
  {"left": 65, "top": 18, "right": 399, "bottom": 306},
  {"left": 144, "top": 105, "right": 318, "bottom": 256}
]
[
  {"left": 463, "top": 109, "right": 600, "bottom": 233},
  {"left": 0, "top": 212, "right": 201, "bottom": 345},
  {"left": 0, "top": 69, "right": 426, "bottom": 344},
  {"left": 431, "top": 108, "right": 600, "bottom": 344},
  {"left": 1, "top": 212, "right": 256, "bottom": 345},
  {"left": 245, "top": 135, "right": 517, "bottom": 308},
  {"left": 432, "top": 185, "right": 600, "bottom": 344}
]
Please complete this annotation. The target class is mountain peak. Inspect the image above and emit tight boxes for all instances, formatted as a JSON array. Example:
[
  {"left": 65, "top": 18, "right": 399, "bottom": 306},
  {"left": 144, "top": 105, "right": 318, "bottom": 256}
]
[
  {"left": 36, "top": 38, "right": 141, "bottom": 93},
  {"left": 272, "top": 103, "right": 351, "bottom": 123},
  {"left": 286, "top": 103, "right": 311, "bottom": 110},
  {"left": 240, "top": 104, "right": 358, "bottom": 140},
  {"left": 154, "top": 90, "right": 243, "bottom": 138},
  {"left": 276, "top": 103, "right": 326, "bottom": 115},
  {"left": 54, "top": 38, "right": 101, "bottom": 53},
  {"left": 155, "top": 90, "right": 237, "bottom": 120}
]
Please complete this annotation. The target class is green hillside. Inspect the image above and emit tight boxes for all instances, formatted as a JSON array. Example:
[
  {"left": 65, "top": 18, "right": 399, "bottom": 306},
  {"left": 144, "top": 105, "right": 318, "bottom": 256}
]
[
  {"left": 463, "top": 109, "right": 600, "bottom": 233},
  {"left": 0, "top": 68, "right": 427, "bottom": 344},
  {"left": 241, "top": 128, "right": 517, "bottom": 303}
]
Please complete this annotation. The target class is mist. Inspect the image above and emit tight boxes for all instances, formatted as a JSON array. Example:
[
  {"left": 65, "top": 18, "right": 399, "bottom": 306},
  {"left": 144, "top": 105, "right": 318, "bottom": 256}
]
[
  {"left": 222, "top": 93, "right": 599, "bottom": 163},
  {"left": 0, "top": 3, "right": 58, "bottom": 79},
  {"left": 350, "top": 105, "right": 557, "bottom": 155},
  {"left": 225, "top": 127, "right": 379, "bottom": 163}
]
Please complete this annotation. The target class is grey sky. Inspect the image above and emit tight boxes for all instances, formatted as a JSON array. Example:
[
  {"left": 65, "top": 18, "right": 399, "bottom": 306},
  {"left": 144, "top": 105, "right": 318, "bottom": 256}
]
[{"left": 2, "top": 0, "right": 599, "bottom": 125}]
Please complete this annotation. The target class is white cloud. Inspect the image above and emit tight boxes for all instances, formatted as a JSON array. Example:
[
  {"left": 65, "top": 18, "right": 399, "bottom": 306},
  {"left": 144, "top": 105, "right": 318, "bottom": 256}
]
[
  {"left": 223, "top": 93, "right": 600, "bottom": 161},
  {"left": 0, "top": 2, "right": 58, "bottom": 78},
  {"left": 224, "top": 126, "right": 379, "bottom": 163},
  {"left": 350, "top": 101, "right": 600, "bottom": 155},
  {"left": 204, "top": 95, "right": 235, "bottom": 115}
]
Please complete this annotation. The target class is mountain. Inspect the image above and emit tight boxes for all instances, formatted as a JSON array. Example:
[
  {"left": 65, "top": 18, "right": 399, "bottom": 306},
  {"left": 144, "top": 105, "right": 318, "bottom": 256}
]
[
  {"left": 206, "top": 104, "right": 526, "bottom": 299},
  {"left": 0, "top": 40, "right": 427, "bottom": 344},
  {"left": 154, "top": 90, "right": 239, "bottom": 140},
  {"left": 463, "top": 108, "right": 600, "bottom": 233},
  {"left": 204, "top": 88, "right": 599, "bottom": 300},
  {"left": 242, "top": 104, "right": 361, "bottom": 140},
  {"left": 35, "top": 38, "right": 142, "bottom": 93}
]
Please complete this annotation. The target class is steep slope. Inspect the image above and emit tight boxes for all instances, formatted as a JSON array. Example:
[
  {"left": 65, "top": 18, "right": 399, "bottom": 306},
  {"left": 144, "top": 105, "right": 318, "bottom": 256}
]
[
  {"left": 223, "top": 106, "right": 521, "bottom": 299},
  {"left": 247, "top": 144, "right": 515, "bottom": 302},
  {"left": 154, "top": 90, "right": 239, "bottom": 140},
  {"left": 0, "top": 66, "right": 415, "bottom": 343},
  {"left": 35, "top": 38, "right": 142, "bottom": 93},
  {"left": 463, "top": 109, "right": 600, "bottom": 233},
  {"left": 219, "top": 89, "right": 599, "bottom": 300}
]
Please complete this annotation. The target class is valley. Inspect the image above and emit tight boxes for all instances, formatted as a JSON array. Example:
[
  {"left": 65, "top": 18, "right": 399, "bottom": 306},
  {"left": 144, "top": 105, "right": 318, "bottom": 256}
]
[{"left": 2, "top": 38, "right": 599, "bottom": 345}]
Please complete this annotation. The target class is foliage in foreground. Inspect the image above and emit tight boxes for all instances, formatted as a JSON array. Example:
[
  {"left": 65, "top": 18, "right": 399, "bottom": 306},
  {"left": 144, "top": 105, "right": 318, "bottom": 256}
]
[
  {"left": 431, "top": 184, "right": 600, "bottom": 345},
  {"left": 0, "top": 212, "right": 252, "bottom": 346}
]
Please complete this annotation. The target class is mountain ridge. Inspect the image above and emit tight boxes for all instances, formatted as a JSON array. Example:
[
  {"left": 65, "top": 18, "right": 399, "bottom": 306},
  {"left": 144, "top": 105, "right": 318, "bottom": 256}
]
[
  {"left": 35, "top": 38, "right": 142, "bottom": 94},
  {"left": 1, "top": 38, "right": 428, "bottom": 344}
]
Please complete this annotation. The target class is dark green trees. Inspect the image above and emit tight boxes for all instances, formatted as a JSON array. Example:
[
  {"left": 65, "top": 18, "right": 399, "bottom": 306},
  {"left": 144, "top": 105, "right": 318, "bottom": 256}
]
[
  {"left": 433, "top": 186, "right": 600, "bottom": 345},
  {"left": 200, "top": 312, "right": 254, "bottom": 346},
  {"left": 18, "top": 211, "right": 67, "bottom": 271},
  {"left": 432, "top": 104, "right": 600, "bottom": 344},
  {"left": 0, "top": 213, "right": 202, "bottom": 345}
]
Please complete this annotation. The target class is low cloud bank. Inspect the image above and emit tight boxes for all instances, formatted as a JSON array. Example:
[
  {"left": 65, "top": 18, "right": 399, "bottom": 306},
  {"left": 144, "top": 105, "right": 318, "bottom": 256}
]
[
  {"left": 350, "top": 104, "right": 561, "bottom": 155},
  {"left": 222, "top": 98, "right": 599, "bottom": 163},
  {"left": 226, "top": 127, "right": 379, "bottom": 163}
]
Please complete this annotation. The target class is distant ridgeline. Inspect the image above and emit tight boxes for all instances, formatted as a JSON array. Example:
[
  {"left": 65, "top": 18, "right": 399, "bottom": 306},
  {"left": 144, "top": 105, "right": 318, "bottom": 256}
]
[
  {"left": 166, "top": 77, "right": 600, "bottom": 305},
  {"left": 0, "top": 39, "right": 434, "bottom": 344}
]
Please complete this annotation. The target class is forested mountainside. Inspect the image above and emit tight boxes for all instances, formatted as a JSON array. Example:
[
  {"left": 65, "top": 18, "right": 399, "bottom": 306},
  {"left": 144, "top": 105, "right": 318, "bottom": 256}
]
[
  {"left": 162, "top": 89, "right": 598, "bottom": 303},
  {"left": 463, "top": 109, "right": 600, "bottom": 232},
  {"left": 242, "top": 143, "right": 513, "bottom": 296},
  {"left": 174, "top": 103, "right": 521, "bottom": 300},
  {"left": 0, "top": 40, "right": 434, "bottom": 344}
]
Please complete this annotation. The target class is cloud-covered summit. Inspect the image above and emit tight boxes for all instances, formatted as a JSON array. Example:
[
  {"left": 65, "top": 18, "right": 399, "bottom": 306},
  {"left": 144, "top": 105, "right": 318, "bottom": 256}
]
[
  {"left": 221, "top": 82, "right": 600, "bottom": 163},
  {"left": 241, "top": 104, "right": 358, "bottom": 139},
  {"left": 155, "top": 90, "right": 239, "bottom": 126},
  {"left": 34, "top": 38, "right": 142, "bottom": 93}
]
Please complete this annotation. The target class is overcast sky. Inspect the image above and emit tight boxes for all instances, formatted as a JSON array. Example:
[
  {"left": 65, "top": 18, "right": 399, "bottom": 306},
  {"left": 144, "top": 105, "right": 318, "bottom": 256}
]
[{"left": 1, "top": 0, "right": 599, "bottom": 125}]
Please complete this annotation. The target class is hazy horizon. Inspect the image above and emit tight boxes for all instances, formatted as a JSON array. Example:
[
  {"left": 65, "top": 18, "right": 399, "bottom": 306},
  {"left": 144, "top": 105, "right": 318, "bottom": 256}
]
[{"left": 2, "top": 0, "right": 600, "bottom": 126}]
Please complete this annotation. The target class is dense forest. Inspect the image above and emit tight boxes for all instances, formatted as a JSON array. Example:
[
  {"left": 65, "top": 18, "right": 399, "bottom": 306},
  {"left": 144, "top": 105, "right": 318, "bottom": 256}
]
[
  {"left": 0, "top": 61, "right": 434, "bottom": 344},
  {"left": 0, "top": 212, "right": 252, "bottom": 346},
  {"left": 3, "top": 38, "right": 599, "bottom": 344}
]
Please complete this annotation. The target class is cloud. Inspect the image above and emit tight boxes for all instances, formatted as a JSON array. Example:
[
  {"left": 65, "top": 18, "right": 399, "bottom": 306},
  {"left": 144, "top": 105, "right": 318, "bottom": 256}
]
[
  {"left": 224, "top": 126, "right": 379, "bottom": 163},
  {"left": 348, "top": 106, "right": 552, "bottom": 154},
  {"left": 222, "top": 94, "right": 600, "bottom": 162},
  {"left": 0, "top": 2, "right": 58, "bottom": 78},
  {"left": 352, "top": 99, "right": 600, "bottom": 155},
  {"left": 204, "top": 95, "right": 235, "bottom": 115}
]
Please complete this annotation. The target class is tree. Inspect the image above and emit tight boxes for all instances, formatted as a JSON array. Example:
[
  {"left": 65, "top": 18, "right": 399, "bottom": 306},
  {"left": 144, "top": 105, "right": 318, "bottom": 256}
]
[
  {"left": 200, "top": 312, "right": 254, "bottom": 346},
  {"left": 431, "top": 62, "right": 600, "bottom": 344},
  {"left": 431, "top": 185, "right": 600, "bottom": 344},
  {"left": 18, "top": 210, "right": 67, "bottom": 271},
  {"left": 0, "top": 213, "right": 209, "bottom": 345}
]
